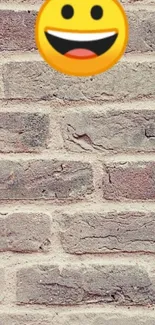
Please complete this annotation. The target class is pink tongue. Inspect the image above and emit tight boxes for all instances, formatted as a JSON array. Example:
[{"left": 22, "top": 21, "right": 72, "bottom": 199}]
[{"left": 65, "top": 48, "right": 97, "bottom": 58}]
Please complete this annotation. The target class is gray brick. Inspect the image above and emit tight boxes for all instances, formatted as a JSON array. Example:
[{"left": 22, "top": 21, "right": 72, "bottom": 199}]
[
  {"left": 0, "top": 218, "right": 6, "bottom": 251},
  {"left": 61, "top": 106, "right": 155, "bottom": 153},
  {"left": 0, "top": 0, "right": 41, "bottom": 3},
  {"left": 3, "top": 59, "right": 155, "bottom": 101},
  {"left": 16, "top": 264, "right": 155, "bottom": 306},
  {"left": 0, "top": 66, "right": 4, "bottom": 98},
  {"left": 0, "top": 0, "right": 152, "bottom": 3},
  {"left": 127, "top": 9, "right": 155, "bottom": 52},
  {"left": 0, "top": 9, "right": 155, "bottom": 53},
  {"left": 59, "top": 211, "right": 155, "bottom": 254},
  {"left": 0, "top": 160, "right": 93, "bottom": 200},
  {"left": 0, "top": 10, "right": 36, "bottom": 51},
  {"left": 0, "top": 213, "right": 51, "bottom": 252},
  {"left": 0, "top": 113, "right": 49, "bottom": 153},
  {"left": 122, "top": 0, "right": 154, "bottom": 3}
]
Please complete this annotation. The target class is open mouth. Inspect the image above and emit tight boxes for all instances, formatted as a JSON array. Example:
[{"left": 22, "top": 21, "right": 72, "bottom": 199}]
[{"left": 45, "top": 30, "right": 118, "bottom": 59}]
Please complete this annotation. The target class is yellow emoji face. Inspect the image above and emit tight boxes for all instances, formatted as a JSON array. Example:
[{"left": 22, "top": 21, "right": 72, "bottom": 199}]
[{"left": 35, "top": 0, "right": 128, "bottom": 76}]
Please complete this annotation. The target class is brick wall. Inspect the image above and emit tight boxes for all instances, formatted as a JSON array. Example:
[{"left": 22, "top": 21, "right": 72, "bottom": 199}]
[{"left": 0, "top": 0, "right": 155, "bottom": 324}]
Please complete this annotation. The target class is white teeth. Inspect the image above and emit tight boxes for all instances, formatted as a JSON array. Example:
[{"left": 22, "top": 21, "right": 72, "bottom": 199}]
[{"left": 46, "top": 30, "right": 116, "bottom": 42}]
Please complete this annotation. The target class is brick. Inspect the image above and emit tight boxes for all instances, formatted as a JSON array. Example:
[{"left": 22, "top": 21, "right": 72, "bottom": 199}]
[
  {"left": 0, "top": 160, "right": 93, "bottom": 200},
  {"left": 55, "top": 312, "right": 155, "bottom": 325},
  {"left": 0, "top": 9, "right": 155, "bottom": 53},
  {"left": 0, "top": 66, "right": 4, "bottom": 98},
  {"left": 3, "top": 59, "right": 155, "bottom": 101},
  {"left": 16, "top": 264, "right": 155, "bottom": 306},
  {"left": 0, "top": 217, "right": 6, "bottom": 251},
  {"left": 61, "top": 105, "right": 155, "bottom": 153},
  {"left": 59, "top": 211, "right": 155, "bottom": 254},
  {"left": 127, "top": 8, "right": 155, "bottom": 52},
  {"left": 0, "top": 11, "right": 36, "bottom": 51},
  {"left": 0, "top": 0, "right": 152, "bottom": 3},
  {"left": 0, "top": 213, "right": 51, "bottom": 252},
  {"left": 103, "top": 162, "right": 155, "bottom": 200},
  {"left": 0, "top": 113, "right": 49, "bottom": 153},
  {"left": 122, "top": 0, "right": 153, "bottom": 2},
  {"left": 0, "top": 0, "right": 41, "bottom": 3},
  {"left": 0, "top": 313, "right": 51, "bottom": 325},
  {"left": 0, "top": 269, "right": 5, "bottom": 302}
]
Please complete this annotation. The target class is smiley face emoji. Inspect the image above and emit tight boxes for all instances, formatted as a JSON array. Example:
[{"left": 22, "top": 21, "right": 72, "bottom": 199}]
[{"left": 35, "top": 0, "right": 128, "bottom": 76}]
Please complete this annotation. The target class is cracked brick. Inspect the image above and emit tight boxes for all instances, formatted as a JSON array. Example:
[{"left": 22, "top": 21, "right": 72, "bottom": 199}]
[
  {"left": 0, "top": 160, "right": 93, "bottom": 200},
  {"left": 58, "top": 211, "right": 155, "bottom": 254},
  {"left": 61, "top": 106, "right": 155, "bottom": 153},
  {"left": 16, "top": 264, "right": 155, "bottom": 306}
]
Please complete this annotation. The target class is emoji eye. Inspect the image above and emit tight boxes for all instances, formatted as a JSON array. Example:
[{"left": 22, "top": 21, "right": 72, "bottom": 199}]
[
  {"left": 91, "top": 5, "right": 103, "bottom": 20},
  {"left": 61, "top": 4, "right": 74, "bottom": 19}
]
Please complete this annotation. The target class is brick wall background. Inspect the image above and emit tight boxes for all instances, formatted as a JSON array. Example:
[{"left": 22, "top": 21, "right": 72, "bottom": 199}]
[{"left": 0, "top": 0, "right": 155, "bottom": 324}]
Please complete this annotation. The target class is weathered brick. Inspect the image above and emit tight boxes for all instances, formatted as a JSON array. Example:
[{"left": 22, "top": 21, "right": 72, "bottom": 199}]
[
  {"left": 0, "top": 160, "right": 93, "bottom": 200},
  {"left": 0, "top": 217, "right": 6, "bottom": 251},
  {"left": 103, "top": 162, "right": 155, "bottom": 200},
  {"left": 122, "top": 0, "right": 154, "bottom": 2},
  {"left": 0, "top": 8, "right": 155, "bottom": 53},
  {"left": 59, "top": 211, "right": 155, "bottom": 254},
  {"left": 0, "top": 11, "right": 36, "bottom": 51},
  {"left": 0, "top": 213, "right": 51, "bottom": 252},
  {"left": 127, "top": 8, "right": 155, "bottom": 52},
  {"left": 3, "top": 59, "right": 155, "bottom": 101},
  {"left": 16, "top": 264, "right": 155, "bottom": 306},
  {"left": 0, "top": 0, "right": 152, "bottom": 3},
  {"left": 61, "top": 105, "right": 155, "bottom": 153},
  {"left": 0, "top": 112, "right": 49, "bottom": 153},
  {"left": 0, "top": 66, "right": 4, "bottom": 98},
  {"left": 0, "top": 313, "right": 51, "bottom": 325},
  {"left": 0, "top": 0, "right": 41, "bottom": 3},
  {"left": 0, "top": 269, "right": 5, "bottom": 302}
]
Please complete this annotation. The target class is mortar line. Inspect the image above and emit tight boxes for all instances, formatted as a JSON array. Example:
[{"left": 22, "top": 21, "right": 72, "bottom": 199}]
[
  {"left": 1, "top": 150, "right": 155, "bottom": 162},
  {"left": 0, "top": 304, "right": 155, "bottom": 315},
  {"left": 1, "top": 201, "right": 155, "bottom": 212},
  {"left": 1, "top": 250, "right": 155, "bottom": 267},
  {"left": 0, "top": 51, "right": 155, "bottom": 65},
  {"left": 0, "top": 99, "right": 155, "bottom": 113}
]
